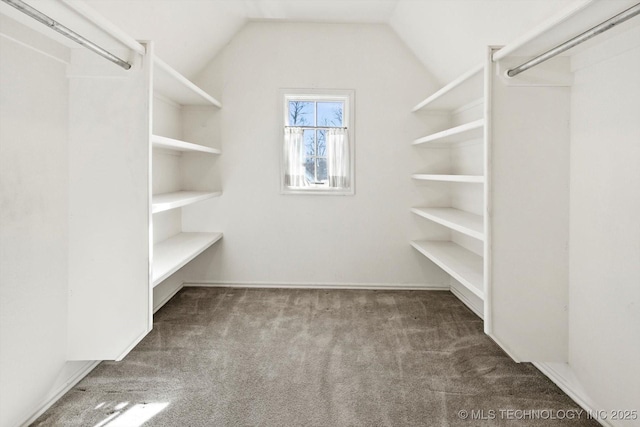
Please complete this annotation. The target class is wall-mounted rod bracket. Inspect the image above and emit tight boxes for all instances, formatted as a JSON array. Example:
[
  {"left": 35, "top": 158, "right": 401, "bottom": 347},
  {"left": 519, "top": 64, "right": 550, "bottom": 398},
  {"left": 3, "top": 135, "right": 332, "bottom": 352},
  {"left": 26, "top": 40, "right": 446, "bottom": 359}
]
[
  {"left": 1, "top": 0, "right": 132, "bottom": 70},
  {"left": 507, "top": 2, "right": 640, "bottom": 77}
]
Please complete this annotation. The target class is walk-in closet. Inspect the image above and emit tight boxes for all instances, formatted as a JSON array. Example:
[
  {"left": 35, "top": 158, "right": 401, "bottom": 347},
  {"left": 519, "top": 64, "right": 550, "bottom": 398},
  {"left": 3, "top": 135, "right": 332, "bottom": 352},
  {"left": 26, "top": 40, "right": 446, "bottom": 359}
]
[{"left": 1, "top": 0, "right": 638, "bottom": 426}]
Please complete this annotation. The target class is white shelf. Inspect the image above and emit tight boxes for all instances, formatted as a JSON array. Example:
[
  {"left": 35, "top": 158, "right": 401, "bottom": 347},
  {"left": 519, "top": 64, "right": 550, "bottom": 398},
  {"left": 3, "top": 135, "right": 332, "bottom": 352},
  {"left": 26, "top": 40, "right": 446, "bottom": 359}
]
[
  {"left": 411, "top": 207, "right": 484, "bottom": 240},
  {"left": 412, "top": 63, "right": 484, "bottom": 112},
  {"left": 152, "top": 232, "right": 222, "bottom": 287},
  {"left": 413, "top": 119, "right": 484, "bottom": 146},
  {"left": 411, "top": 240, "right": 484, "bottom": 299},
  {"left": 152, "top": 191, "right": 221, "bottom": 214},
  {"left": 152, "top": 134, "right": 221, "bottom": 155},
  {"left": 154, "top": 57, "right": 222, "bottom": 107},
  {"left": 412, "top": 174, "right": 484, "bottom": 183}
]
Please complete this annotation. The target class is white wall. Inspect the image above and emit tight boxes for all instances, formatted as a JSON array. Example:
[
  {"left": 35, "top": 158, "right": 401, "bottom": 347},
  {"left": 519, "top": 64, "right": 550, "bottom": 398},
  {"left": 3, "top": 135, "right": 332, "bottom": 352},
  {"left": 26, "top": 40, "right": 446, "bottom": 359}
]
[
  {"left": 569, "top": 27, "right": 640, "bottom": 419},
  {"left": 181, "top": 22, "right": 448, "bottom": 288},
  {"left": 489, "top": 61, "right": 571, "bottom": 362},
  {"left": 0, "top": 16, "right": 90, "bottom": 427},
  {"left": 66, "top": 47, "right": 151, "bottom": 361}
]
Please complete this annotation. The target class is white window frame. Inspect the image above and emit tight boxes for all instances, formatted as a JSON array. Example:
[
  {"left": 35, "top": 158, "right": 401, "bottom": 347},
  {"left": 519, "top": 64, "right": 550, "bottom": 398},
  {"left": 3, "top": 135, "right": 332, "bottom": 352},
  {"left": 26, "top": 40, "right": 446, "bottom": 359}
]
[{"left": 280, "top": 89, "right": 355, "bottom": 196}]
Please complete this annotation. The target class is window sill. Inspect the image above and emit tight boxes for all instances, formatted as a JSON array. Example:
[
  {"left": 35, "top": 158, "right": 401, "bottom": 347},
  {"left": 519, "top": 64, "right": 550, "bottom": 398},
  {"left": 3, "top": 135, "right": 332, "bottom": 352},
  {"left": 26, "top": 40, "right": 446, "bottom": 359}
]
[{"left": 281, "top": 187, "right": 354, "bottom": 196}]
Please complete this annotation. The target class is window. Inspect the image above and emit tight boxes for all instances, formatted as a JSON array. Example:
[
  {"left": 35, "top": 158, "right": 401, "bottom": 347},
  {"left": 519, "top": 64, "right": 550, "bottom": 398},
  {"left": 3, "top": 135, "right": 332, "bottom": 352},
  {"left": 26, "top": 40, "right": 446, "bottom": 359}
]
[{"left": 281, "top": 90, "right": 354, "bottom": 195}]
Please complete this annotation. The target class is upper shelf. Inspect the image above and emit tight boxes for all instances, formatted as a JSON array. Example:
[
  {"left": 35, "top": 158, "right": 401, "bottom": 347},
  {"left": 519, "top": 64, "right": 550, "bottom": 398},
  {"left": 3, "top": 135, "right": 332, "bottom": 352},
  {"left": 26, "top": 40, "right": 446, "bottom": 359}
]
[
  {"left": 152, "top": 134, "right": 221, "bottom": 155},
  {"left": 412, "top": 63, "right": 484, "bottom": 112},
  {"left": 413, "top": 119, "right": 484, "bottom": 146},
  {"left": 152, "top": 191, "right": 222, "bottom": 214},
  {"left": 153, "top": 57, "right": 222, "bottom": 107}
]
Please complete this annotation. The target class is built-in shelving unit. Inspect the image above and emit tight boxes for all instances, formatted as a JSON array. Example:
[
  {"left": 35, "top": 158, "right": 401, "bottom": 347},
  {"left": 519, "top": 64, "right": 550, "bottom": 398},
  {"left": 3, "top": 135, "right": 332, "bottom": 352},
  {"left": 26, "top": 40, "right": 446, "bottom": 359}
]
[
  {"left": 152, "top": 232, "right": 223, "bottom": 287},
  {"left": 410, "top": 241, "right": 484, "bottom": 299},
  {"left": 411, "top": 174, "right": 484, "bottom": 183},
  {"left": 152, "top": 190, "right": 222, "bottom": 214},
  {"left": 150, "top": 53, "right": 223, "bottom": 293},
  {"left": 411, "top": 207, "right": 484, "bottom": 240},
  {"left": 153, "top": 57, "right": 222, "bottom": 107},
  {"left": 412, "top": 63, "right": 484, "bottom": 112},
  {"left": 485, "top": 0, "right": 640, "bottom": 390},
  {"left": 411, "top": 63, "right": 487, "bottom": 317},
  {"left": 152, "top": 134, "right": 221, "bottom": 154},
  {"left": 413, "top": 119, "right": 484, "bottom": 146}
]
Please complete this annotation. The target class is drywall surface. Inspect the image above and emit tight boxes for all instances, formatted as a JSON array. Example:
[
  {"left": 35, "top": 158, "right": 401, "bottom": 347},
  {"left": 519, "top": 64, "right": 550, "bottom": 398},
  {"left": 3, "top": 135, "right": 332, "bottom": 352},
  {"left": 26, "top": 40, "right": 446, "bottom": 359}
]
[
  {"left": 66, "top": 47, "right": 151, "bottom": 360},
  {"left": 489, "top": 76, "right": 570, "bottom": 362},
  {"left": 569, "top": 28, "right": 640, "bottom": 420},
  {"left": 0, "top": 17, "right": 85, "bottom": 427},
  {"left": 183, "top": 22, "right": 448, "bottom": 288}
]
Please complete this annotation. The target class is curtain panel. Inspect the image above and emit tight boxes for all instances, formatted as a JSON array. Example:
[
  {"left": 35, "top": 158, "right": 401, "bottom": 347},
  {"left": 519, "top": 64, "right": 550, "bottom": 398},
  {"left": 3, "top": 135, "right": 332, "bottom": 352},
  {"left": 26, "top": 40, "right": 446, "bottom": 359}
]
[
  {"left": 283, "top": 127, "right": 308, "bottom": 187},
  {"left": 327, "top": 128, "right": 349, "bottom": 189}
]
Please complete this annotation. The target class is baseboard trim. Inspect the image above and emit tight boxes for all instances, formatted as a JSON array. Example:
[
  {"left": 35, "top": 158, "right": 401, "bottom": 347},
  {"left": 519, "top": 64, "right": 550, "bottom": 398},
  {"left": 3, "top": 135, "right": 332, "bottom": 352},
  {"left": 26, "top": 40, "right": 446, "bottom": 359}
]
[
  {"left": 533, "top": 362, "right": 611, "bottom": 427},
  {"left": 19, "top": 360, "right": 100, "bottom": 427},
  {"left": 450, "top": 286, "right": 484, "bottom": 319},
  {"left": 183, "top": 280, "right": 449, "bottom": 291},
  {"left": 153, "top": 282, "right": 185, "bottom": 314},
  {"left": 114, "top": 328, "right": 150, "bottom": 362}
]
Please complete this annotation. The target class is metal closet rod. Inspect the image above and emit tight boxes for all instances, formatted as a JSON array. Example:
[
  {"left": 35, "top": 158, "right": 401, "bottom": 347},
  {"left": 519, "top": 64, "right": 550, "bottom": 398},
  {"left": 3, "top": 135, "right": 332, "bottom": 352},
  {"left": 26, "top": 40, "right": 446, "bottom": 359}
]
[
  {"left": 507, "top": 2, "right": 640, "bottom": 77},
  {"left": 2, "top": 0, "right": 132, "bottom": 70}
]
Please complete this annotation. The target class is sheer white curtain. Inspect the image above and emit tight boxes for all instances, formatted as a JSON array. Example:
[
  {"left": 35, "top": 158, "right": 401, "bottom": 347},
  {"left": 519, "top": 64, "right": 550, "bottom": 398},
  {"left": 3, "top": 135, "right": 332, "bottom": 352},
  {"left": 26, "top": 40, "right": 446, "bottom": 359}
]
[
  {"left": 327, "top": 128, "right": 349, "bottom": 189},
  {"left": 284, "top": 127, "right": 308, "bottom": 187}
]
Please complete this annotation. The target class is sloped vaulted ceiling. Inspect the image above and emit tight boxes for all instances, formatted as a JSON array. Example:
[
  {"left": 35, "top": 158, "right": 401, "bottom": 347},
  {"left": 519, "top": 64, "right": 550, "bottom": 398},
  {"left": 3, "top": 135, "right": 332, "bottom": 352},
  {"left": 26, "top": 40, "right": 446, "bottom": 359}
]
[
  {"left": 83, "top": 0, "right": 249, "bottom": 77},
  {"left": 83, "top": 0, "right": 574, "bottom": 84},
  {"left": 390, "top": 0, "right": 574, "bottom": 84}
]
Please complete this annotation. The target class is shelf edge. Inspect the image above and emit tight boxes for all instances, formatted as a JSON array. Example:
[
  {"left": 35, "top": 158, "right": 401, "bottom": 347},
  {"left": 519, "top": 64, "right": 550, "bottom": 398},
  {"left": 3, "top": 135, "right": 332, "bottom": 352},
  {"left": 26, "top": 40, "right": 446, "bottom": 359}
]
[
  {"left": 411, "top": 207, "right": 484, "bottom": 241},
  {"left": 152, "top": 191, "right": 222, "bottom": 214},
  {"left": 151, "top": 134, "right": 221, "bottom": 154},
  {"left": 411, "top": 174, "right": 485, "bottom": 183},
  {"left": 410, "top": 240, "right": 484, "bottom": 299},
  {"left": 152, "top": 232, "right": 223, "bottom": 287},
  {"left": 413, "top": 119, "right": 484, "bottom": 145},
  {"left": 412, "top": 63, "right": 484, "bottom": 112},
  {"left": 154, "top": 57, "right": 222, "bottom": 108}
]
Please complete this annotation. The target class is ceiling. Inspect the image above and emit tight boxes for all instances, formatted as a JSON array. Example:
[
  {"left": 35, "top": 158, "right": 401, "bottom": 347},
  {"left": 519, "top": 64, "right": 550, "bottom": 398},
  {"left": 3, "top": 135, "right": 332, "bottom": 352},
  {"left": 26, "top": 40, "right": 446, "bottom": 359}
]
[
  {"left": 74, "top": 0, "right": 576, "bottom": 83},
  {"left": 390, "top": 0, "right": 575, "bottom": 83}
]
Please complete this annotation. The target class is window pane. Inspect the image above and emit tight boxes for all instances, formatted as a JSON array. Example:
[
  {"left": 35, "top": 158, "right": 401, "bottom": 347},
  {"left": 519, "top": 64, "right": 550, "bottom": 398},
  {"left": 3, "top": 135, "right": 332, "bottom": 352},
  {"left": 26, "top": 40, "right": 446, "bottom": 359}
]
[
  {"left": 317, "top": 130, "right": 326, "bottom": 156},
  {"left": 288, "top": 101, "right": 315, "bottom": 126},
  {"left": 304, "top": 157, "right": 315, "bottom": 182},
  {"left": 317, "top": 102, "right": 343, "bottom": 127},
  {"left": 316, "top": 158, "right": 327, "bottom": 182},
  {"left": 304, "top": 130, "right": 315, "bottom": 156}
]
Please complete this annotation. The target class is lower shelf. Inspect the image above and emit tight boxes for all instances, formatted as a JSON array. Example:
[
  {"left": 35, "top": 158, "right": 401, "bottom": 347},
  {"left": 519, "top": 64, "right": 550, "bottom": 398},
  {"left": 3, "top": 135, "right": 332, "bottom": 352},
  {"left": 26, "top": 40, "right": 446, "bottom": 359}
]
[
  {"left": 411, "top": 174, "right": 484, "bottom": 183},
  {"left": 152, "top": 232, "right": 223, "bottom": 287},
  {"left": 411, "top": 207, "right": 484, "bottom": 240},
  {"left": 411, "top": 240, "right": 484, "bottom": 299}
]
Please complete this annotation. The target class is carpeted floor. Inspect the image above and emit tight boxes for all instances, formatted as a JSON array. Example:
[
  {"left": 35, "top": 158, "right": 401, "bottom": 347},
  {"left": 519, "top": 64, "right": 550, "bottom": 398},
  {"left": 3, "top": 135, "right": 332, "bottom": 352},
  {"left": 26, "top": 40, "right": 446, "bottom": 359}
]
[{"left": 33, "top": 288, "right": 599, "bottom": 426}]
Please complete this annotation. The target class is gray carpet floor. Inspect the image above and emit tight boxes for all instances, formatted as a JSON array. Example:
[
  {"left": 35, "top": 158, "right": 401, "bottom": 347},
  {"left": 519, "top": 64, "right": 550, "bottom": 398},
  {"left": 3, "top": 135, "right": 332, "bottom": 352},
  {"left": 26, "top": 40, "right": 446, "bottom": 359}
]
[{"left": 33, "top": 288, "right": 598, "bottom": 426}]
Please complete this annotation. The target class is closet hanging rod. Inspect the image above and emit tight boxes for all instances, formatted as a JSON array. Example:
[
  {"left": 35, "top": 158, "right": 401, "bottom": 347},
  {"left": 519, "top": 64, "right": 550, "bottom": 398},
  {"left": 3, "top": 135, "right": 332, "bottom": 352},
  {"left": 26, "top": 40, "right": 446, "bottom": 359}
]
[
  {"left": 60, "top": 0, "right": 145, "bottom": 55},
  {"left": 1, "top": 0, "right": 132, "bottom": 70},
  {"left": 507, "top": 2, "right": 640, "bottom": 77}
]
